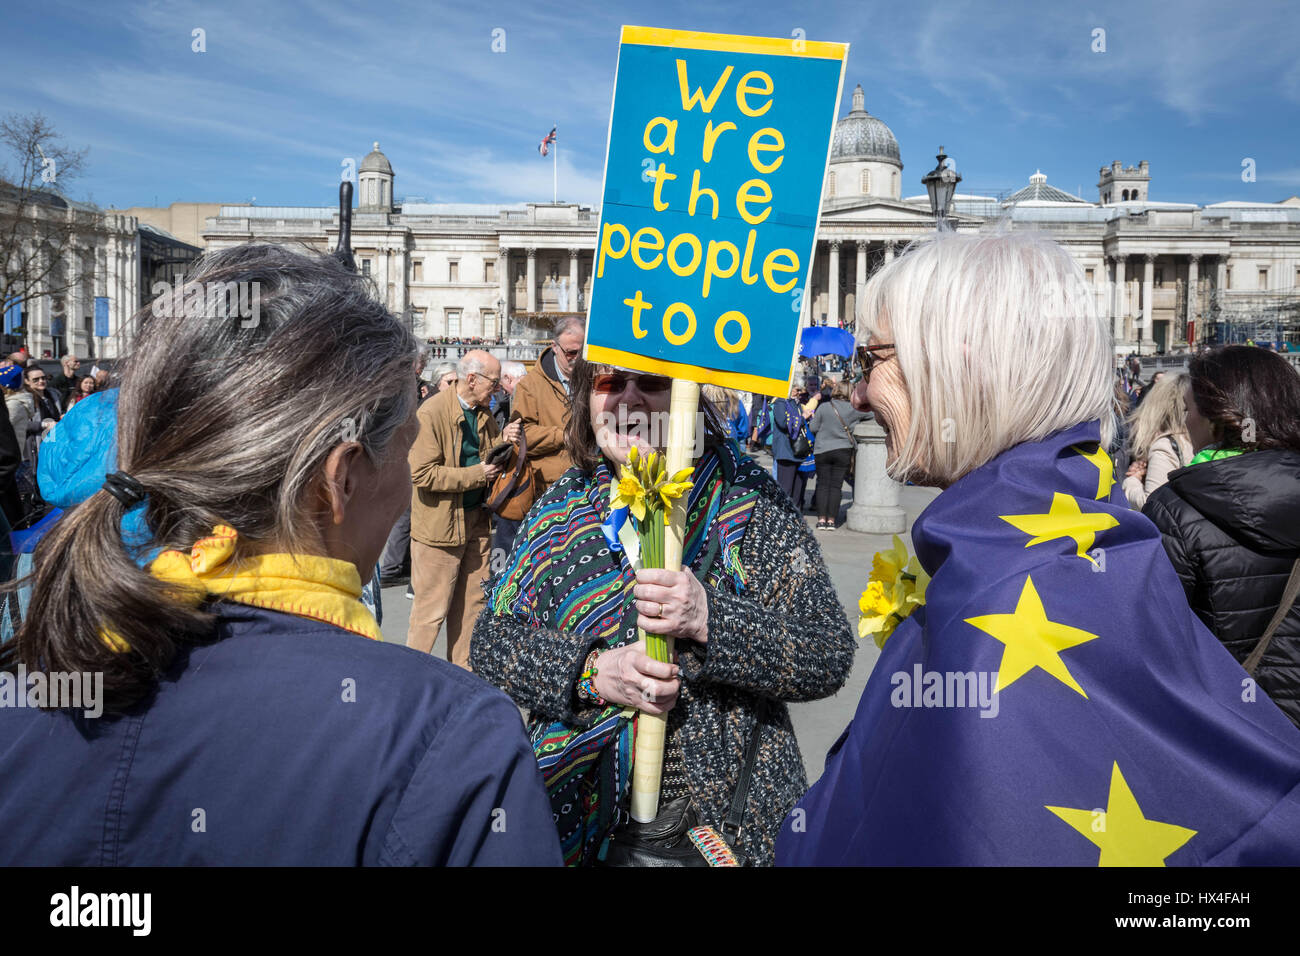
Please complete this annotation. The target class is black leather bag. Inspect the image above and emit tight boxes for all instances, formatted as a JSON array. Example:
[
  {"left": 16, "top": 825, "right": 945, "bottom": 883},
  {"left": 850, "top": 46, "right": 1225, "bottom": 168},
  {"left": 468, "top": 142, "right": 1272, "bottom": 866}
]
[{"left": 599, "top": 723, "right": 762, "bottom": 867}]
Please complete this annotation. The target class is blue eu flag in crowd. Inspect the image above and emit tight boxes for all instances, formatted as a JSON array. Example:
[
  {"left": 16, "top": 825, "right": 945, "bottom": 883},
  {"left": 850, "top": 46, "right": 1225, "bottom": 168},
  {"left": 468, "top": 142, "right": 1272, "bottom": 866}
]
[{"left": 778, "top": 421, "right": 1300, "bottom": 865}]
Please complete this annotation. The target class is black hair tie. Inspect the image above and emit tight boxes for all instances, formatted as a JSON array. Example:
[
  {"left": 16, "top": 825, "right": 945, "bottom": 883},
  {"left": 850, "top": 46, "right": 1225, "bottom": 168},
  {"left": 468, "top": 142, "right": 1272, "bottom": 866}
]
[{"left": 102, "top": 472, "right": 147, "bottom": 508}]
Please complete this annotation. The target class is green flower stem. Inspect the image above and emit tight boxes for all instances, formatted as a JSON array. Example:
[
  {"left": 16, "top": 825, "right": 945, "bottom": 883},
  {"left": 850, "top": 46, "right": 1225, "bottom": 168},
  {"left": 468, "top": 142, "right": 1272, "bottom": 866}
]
[{"left": 639, "top": 508, "right": 670, "bottom": 664}]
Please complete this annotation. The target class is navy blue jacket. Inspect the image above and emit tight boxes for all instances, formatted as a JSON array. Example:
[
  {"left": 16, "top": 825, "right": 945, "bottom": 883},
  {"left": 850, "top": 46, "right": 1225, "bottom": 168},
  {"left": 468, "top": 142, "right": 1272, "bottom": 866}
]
[{"left": 0, "top": 604, "right": 562, "bottom": 866}]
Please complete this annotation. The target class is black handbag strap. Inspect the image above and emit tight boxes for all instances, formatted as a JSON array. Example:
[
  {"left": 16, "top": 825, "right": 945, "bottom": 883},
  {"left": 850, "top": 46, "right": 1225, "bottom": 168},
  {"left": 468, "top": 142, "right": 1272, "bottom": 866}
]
[
  {"left": 1244, "top": 557, "right": 1300, "bottom": 676},
  {"left": 828, "top": 399, "right": 854, "bottom": 443},
  {"left": 721, "top": 723, "right": 762, "bottom": 846}
]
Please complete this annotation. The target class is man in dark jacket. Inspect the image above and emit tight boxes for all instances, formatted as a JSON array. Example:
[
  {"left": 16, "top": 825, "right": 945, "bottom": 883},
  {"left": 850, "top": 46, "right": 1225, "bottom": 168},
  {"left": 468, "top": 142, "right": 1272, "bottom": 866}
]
[
  {"left": 48, "top": 353, "right": 80, "bottom": 402},
  {"left": 514, "top": 317, "right": 583, "bottom": 494}
]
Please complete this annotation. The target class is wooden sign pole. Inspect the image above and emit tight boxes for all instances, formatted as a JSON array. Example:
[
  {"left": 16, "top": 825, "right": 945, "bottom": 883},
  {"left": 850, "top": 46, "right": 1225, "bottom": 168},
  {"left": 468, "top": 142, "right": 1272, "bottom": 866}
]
[{"left": 629, "top": 376, "right": 699, "bottom": 822}]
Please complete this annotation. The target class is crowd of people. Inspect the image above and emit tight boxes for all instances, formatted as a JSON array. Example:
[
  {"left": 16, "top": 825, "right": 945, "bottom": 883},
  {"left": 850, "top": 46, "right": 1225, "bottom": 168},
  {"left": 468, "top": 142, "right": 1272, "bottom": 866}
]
[
  {"left": 1, "top": 233, "right": 1299, "bottom": 866},
  {"left": 0, "top": 351, "right": 109, "bottom": 537}
]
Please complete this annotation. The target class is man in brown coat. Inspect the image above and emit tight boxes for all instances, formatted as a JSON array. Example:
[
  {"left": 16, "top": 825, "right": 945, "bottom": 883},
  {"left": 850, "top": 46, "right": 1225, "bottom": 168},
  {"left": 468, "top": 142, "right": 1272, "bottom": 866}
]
[
  {"left": 513, "top": 316, "right": 584, "bottom": 494},
  {"left": 407, "top": 350, "right": 519, "bottom": 667}
]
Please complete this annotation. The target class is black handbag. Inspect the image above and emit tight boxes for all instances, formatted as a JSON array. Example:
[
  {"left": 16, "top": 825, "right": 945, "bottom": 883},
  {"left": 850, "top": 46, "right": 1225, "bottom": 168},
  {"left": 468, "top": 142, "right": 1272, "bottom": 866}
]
[
  {"left": 787, "top": 402, "right": 812, "bottom": 459},
  {"left": 599, "top": 722, "right": 762, "bottom": 867}
]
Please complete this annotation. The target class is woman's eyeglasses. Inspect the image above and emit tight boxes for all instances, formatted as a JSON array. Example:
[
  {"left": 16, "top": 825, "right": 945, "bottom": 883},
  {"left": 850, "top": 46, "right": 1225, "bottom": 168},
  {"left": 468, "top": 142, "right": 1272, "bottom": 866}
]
[
  {"left": 856, "top": 344, "right": 896, "bottom": 380},
  {"left": 592, "top": 371, "right": 672, "bottom": 395}
]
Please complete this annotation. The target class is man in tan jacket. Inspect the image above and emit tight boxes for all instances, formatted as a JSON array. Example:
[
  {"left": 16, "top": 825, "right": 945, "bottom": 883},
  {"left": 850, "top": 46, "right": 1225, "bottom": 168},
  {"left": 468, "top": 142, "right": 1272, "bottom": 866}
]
[
  {"left": 513, "top": 316, "right": 584, "bottom": 494},
  {"left": 407, "top": 350, "right": 519, "bottom": 667}
]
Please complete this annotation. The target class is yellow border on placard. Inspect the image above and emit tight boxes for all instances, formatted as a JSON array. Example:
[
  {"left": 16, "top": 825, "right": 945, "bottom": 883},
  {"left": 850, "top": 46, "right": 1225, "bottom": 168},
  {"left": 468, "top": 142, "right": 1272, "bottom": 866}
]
[
  {"left": 620, "top": 25, "right": 846, "bottom": 60},
  {"left": 586, "top": 344, "right": 793, "bottom": 396}
]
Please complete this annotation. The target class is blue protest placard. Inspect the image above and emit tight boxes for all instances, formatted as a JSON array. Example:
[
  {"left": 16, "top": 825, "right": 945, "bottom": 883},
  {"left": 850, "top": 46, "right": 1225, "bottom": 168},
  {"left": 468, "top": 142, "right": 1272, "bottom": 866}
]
[
  {"left": 586, "top": 26, "right": 846, "bottom": 395},
  {"left": 94, "top": 297, "right": 109, "bottom": 338}
]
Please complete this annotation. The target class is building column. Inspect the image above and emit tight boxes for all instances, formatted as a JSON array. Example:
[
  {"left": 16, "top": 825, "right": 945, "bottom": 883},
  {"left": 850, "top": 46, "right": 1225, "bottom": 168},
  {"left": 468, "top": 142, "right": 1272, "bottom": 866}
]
[
  {"left": 827, "top": 240, "right": 840, "bottom": 327},
  {"left": 526, "top": 248, "right": 537, "bottom": 314},
  {"left": 497, "top": 246, "right": 511, "bottom": 336},
  {"left": 1141, "top": 253, "right": 1155, "bottom": 349},
  {"left": 1216, "top": 256, "right": 1227, "bottom": 292},
  {"left": 854, "top": 239, "right": 868, "bottom": 330},
  {"left": 1092, "top": 260, "right": 1108, "bottom": 336},
  {"left": 1113, "top": 256, "right": 1126, "bottom": 342},
  {"left": 568, "top": 247, "right": 580, "bottom": 313},
  {"left": 1107, "top": 256, "right": 1118, "bottom": 343},
  {"left": 884, "top": 239, "right": 895, "bottom": 264},
  {"left": 394, "top": 246, "right": 408, "bottom": 318},
  {"left": 105, "top": 232, "right": 118, "bottom": 359},
  {"left": 66, "top": 239, "right": 81, "bottom": 354},
  {"left": 1186, "top": 253, "right": 1200, "bottom": 344}
]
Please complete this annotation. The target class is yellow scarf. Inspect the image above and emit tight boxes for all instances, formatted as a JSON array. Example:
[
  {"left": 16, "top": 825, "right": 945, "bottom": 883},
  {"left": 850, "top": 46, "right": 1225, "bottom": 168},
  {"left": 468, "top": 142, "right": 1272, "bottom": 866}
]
[{"left": 103, "top": 525, "right": 383, "bottom": 650}]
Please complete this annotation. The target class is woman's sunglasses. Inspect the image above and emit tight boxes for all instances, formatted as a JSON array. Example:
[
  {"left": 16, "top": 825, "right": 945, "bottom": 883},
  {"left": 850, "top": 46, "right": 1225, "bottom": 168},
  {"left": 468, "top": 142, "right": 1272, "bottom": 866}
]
[
  {"left": 592, "top": 371, "right": 672, "bottom": 395},
  {"left": 856, "top": 343, "right": 896, "bottom": 380}
]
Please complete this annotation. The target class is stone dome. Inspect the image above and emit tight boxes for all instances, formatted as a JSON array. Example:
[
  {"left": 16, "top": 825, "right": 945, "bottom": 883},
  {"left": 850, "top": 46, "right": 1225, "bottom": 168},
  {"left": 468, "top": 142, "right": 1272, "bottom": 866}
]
[
  {"left": 360, "top": 141, "right": 393, "bottom": 175},
  {"left": 831, "top": 85, "right": 901, "bottom": 167}
]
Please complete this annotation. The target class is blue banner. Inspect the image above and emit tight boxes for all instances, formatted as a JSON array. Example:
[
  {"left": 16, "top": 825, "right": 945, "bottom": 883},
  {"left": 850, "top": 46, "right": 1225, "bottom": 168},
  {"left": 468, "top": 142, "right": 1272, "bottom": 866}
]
[
  {"left": 585, "top": 27, "right": 846, "bottom": 395},
  {"left": 3, "top": 294, "right": 21, "bottom": 334},
  {"left": 50, "top": 314, "right": 65, "bottom": 338},
  {"left": 94, "top": 297, "right": 109, "bottom": 338},
  {"left": 798, "top": 325, "right": 855, "bottom": 358}
]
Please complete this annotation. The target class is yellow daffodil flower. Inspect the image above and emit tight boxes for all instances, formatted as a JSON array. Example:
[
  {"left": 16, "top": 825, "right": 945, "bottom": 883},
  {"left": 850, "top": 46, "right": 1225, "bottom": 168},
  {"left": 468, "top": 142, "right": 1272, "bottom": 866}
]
[
  {"left": 656, "top": 477, "right": 694, "bottom": 524},
  {"left": 858, "top": 536, "right": 929, "bottom": 649},
  {"left": 614, "top": 472, "right": 648, "bottom": 522}
]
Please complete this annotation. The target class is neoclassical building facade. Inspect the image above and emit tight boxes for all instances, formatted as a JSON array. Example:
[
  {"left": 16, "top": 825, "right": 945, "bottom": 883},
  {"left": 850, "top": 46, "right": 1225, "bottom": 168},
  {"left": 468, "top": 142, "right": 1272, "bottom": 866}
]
[{"left": 197, "top": 99, "right": 1300, "bottom": 355}]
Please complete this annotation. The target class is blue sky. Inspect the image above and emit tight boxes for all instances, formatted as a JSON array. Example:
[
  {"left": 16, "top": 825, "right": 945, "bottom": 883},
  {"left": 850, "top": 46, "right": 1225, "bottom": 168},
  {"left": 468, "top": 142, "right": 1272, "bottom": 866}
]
[{"left": 2, "top": 0, "right": 1298, "bottom": 210}]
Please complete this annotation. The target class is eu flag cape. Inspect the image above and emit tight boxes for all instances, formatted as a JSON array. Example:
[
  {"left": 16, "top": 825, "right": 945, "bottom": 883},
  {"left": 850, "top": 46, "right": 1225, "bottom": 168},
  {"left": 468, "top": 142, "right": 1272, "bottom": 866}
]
[{"left": 778, "top": 421, "right": 1300, "bottom": 865}]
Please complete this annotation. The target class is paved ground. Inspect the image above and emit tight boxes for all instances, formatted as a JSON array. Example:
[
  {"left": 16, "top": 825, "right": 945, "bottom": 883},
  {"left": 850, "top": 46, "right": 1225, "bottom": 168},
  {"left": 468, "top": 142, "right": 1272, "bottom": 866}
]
[{"left": 378, "top": 450, "right": 941, "bottom": 783}]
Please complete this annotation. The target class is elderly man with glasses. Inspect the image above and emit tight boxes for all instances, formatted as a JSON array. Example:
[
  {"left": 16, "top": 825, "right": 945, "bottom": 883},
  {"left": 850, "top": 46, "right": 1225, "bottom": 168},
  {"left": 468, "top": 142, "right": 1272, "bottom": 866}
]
[{"left": 407, "top": 349, "right": 520, "bottom": 668}]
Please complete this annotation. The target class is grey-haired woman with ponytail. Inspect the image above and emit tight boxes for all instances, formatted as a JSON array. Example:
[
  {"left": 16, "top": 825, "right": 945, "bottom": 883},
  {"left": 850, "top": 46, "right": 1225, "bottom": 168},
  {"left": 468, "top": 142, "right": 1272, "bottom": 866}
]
[{"left": 0, "top": 243, "right": 560, "bottom": 866}]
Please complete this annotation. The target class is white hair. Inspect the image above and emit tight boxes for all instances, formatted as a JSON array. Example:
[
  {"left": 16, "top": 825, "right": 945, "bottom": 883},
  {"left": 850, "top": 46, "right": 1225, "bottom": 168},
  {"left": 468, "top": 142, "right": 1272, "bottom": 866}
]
[
  {"left": 857, "top": 231, "right": 1115, "bottom": 484},
  {"left": 501, "top": 361, "right": 526, "bottom": 380},
  {"left": 457, "top": 353, "right": 487, "bottom": 377}
]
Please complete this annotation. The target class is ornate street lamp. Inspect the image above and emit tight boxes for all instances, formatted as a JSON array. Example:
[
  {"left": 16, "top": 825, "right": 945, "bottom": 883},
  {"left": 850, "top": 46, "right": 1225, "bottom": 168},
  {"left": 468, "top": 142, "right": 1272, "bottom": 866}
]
[
  {"left": 921, "top": 147, "right": 961, "bottom": 230},
  {"left": 497, "top": 296, "right": 506, "bottom": 343}
]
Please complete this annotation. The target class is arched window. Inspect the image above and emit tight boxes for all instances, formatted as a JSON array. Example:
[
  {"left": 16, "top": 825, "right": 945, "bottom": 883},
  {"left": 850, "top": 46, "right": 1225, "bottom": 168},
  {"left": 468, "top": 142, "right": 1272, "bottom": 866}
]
[
  {"left": 1121, "top": 189, "right": 1129, "bottom": 201},
  {"left": 861, "top": 170, "right": 871, "bottom": 194},
  {"left": 827, "top": 172, "right": 836, "bottom": 197}
]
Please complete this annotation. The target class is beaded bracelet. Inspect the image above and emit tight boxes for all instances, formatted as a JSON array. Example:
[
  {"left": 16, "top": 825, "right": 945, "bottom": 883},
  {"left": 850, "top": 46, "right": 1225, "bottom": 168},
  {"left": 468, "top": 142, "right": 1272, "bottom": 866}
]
[{"left": 577, "top": 648, "right": 605, "bottom": 706}]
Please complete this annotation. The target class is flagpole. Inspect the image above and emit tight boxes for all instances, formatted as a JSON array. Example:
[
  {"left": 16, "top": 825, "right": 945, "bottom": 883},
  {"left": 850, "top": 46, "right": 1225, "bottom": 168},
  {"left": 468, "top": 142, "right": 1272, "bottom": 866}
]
[{"left": 553, "top": 123, "right": 558, "bottom": 204}]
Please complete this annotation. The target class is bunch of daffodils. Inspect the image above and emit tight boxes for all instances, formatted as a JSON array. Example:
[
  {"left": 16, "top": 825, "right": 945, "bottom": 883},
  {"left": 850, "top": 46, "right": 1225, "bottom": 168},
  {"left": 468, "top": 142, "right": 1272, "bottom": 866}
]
[
  {"left": 612, "top": 445, "right": 694, "bottom": 664},
  {"left": 858, "top": 534, "right": 930, "bottom": 649}
]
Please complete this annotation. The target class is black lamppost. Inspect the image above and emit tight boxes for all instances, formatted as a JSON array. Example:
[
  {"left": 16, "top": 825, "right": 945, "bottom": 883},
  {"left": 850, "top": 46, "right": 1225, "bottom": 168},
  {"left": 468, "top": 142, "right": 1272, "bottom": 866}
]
[{"left": 922, "top": 147, "right": 961, "bottom": 231}]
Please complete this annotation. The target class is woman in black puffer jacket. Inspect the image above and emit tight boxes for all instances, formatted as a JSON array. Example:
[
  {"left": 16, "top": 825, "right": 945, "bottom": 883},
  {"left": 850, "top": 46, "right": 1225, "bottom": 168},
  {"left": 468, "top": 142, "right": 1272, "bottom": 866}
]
[{"left": 1144, "top": 346, "right": 1300, "bottom": 728}]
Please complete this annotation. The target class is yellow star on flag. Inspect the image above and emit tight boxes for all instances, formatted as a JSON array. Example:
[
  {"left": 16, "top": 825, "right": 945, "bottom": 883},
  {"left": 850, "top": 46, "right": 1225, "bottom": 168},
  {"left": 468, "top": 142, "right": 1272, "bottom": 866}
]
[
  {"left": 1046, "top": 762, "right": 1197, "bottom": 866},
  {"left": 965, "top": 575, "right": 1100, "bottom": 697},
  {"left": 1072, "top": 442, "right": 1115, "bottom": 500},
  {"left": 1000, "top": 492, "right": 1119, "bottom": 565}
]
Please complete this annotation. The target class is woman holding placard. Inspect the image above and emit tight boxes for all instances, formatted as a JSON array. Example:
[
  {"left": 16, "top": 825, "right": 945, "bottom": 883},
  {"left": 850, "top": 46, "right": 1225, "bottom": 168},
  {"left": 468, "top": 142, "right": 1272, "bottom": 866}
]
[{"left": 472, "top": 358, "right": 855, "bottom": 866}]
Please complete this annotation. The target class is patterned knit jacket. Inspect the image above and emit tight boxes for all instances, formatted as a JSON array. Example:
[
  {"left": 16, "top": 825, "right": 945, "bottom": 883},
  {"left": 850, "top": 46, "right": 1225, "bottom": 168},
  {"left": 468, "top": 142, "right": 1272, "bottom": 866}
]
[{"left": 470, "top": 456, "right": 856, "bottom": 865}]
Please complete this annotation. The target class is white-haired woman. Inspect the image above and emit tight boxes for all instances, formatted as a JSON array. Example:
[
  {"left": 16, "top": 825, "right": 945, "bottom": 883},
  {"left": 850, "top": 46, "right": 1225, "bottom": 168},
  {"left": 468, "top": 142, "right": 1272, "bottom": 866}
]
[
  {"left": 1122, "top": 371, "right": 1192, "bottom": 509},
  {"left": 777, "top": 231, "right": 1300, "bottom": 867}
]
